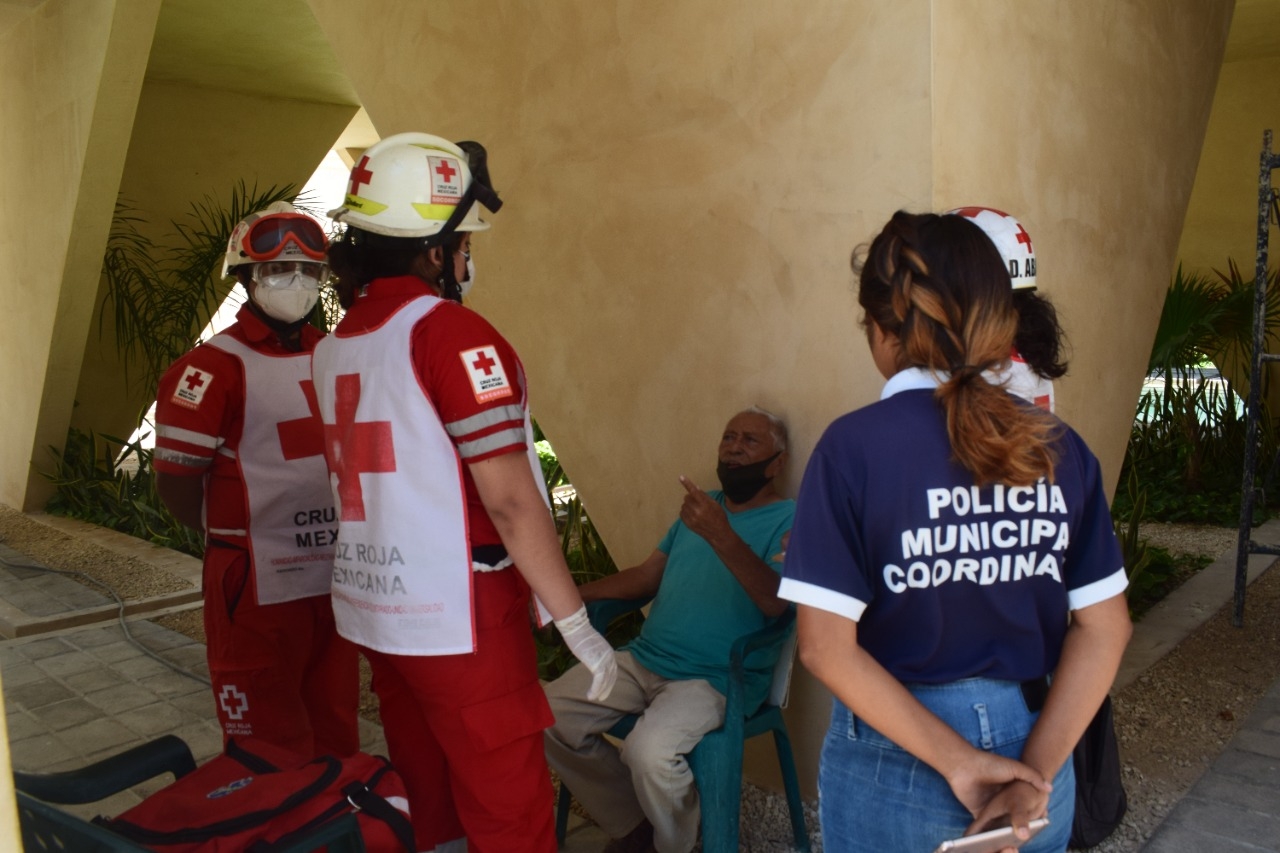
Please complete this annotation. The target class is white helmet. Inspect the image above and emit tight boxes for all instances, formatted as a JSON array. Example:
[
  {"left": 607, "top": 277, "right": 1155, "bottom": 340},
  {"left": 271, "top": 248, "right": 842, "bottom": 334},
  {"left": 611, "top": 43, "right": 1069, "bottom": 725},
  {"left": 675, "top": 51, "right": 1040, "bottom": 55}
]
[
  {"left": 948, "top": 206, "right": 1037, "bottom": 290},
  {"left": 327, "top": 133, "right": 501, "bottom": 239},
  {"left": 222, "top": 202, "right": 329, "bottom": 279}
]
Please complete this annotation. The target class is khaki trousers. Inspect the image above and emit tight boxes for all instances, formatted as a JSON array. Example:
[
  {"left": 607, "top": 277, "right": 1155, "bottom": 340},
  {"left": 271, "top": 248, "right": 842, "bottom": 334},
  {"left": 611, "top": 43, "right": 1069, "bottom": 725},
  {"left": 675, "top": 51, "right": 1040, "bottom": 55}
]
[{"left": 544, "top": 651, "right": 726, "bottom": 853}]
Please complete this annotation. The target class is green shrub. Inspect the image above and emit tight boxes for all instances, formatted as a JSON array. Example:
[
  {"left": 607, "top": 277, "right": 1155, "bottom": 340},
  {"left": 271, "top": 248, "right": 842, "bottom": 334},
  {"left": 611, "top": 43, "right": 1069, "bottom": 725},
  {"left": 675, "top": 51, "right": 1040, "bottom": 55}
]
[
  {"left": 1125, "top": 546, "right": 1212, "bottom": 621},
  {"left": 1114, "top": 263, "right": 1280, "bottom": 525},
  {"left": 44, "top": 427, "right": 203, "bottom": 558},
  {"left": 532, "top": 422, "right": 638, "bottom": 681}
]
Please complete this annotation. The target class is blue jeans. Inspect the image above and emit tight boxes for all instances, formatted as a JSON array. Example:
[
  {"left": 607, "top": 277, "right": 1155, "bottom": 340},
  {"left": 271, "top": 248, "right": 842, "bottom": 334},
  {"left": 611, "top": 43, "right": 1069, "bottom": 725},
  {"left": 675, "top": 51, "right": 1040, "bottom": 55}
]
[{"left": 818, "top": 678, "right": 1074, "bottom": 853}]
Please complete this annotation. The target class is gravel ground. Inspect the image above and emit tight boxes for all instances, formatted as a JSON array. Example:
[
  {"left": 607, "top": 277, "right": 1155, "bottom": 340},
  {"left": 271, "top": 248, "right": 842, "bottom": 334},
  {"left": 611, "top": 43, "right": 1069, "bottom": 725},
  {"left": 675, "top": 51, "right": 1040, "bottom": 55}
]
[
  {"left": 0, "top": 505, "right": 191, "bottom": 598},
  {"left": 2, "top": 509, "right": 1270, "bottom": 853}
]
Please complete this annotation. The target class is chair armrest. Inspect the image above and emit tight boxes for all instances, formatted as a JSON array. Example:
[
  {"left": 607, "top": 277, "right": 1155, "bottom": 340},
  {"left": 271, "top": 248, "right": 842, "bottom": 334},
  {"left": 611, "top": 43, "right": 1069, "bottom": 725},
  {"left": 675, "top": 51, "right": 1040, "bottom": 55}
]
[
  {"left": 724, "top": 607, "right": 797, "bottom": 723},
  {"left": 729, "top": 606, "right": 796, "bottom": 670},
  {"left": 14, "top": 735, "right": 196, "bottom": 805},
  {"left": 586, "top": 597, "right": 654, "bottom": 634}
]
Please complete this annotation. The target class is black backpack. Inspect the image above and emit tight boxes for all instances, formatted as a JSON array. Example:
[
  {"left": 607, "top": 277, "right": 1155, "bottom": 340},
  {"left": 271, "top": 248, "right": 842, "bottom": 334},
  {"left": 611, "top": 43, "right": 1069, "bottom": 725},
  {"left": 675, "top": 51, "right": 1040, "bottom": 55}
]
[{"left": 1069, "top": 695, "right": 1128, "bottom": 848}]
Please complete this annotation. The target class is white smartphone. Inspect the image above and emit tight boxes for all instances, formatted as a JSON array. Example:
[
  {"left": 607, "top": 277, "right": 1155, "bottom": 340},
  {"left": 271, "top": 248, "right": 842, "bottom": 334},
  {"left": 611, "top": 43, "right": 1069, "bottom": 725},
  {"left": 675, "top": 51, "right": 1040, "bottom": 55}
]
[{"left": 931, "top": 817, "right": 1050, "bottom": 853}]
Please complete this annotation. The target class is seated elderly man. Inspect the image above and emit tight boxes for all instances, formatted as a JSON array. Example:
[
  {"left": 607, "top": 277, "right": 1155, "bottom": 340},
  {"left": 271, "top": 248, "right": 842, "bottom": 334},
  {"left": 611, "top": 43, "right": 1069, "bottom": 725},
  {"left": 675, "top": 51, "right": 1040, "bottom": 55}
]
[{"left": 544, "top": 407, "right": 794, "bottom": 853}]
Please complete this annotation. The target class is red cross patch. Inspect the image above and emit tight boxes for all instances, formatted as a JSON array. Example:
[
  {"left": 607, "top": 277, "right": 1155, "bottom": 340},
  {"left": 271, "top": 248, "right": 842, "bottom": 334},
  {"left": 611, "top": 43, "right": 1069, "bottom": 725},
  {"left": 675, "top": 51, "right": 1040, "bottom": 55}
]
[
  {"left": 310, "top": 373, "right": 397, "bottom": 522},
  {"left": 429, "top": 155, "right": 463, "bottom": 205},
  {"left": 460, "top": 346, "right": 512, "bottom": 403},
  {"left": 277, "top": 380, "right": 324, "bottom": 462},
  {"left": 173, "top": 366, "right": 213, "bottom": 410},
  {"left": 218, "top": 684, "right": 249, "bottom": 720}
]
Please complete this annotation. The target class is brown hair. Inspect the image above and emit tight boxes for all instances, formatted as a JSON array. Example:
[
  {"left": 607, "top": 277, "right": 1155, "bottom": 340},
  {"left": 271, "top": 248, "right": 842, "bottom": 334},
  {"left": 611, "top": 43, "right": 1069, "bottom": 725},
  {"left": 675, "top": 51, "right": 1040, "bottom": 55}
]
[{"left": 855, "top": 211, "right": 1059, "bottom": 485}]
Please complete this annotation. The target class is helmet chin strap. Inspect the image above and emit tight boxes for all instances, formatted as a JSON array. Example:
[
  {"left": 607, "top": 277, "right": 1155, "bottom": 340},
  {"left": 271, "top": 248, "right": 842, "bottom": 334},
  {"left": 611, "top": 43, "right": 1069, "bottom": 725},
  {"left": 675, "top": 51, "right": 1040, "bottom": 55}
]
[{"left": 437, "top": 244, "right": 464, "bottom": 303}]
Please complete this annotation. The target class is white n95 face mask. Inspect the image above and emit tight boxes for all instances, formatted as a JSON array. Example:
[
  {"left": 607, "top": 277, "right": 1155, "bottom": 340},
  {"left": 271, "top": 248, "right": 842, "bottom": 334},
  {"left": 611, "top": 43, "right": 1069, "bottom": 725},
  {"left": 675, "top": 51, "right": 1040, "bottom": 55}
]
[
  {"left": 252, "top": 267, "right": 322, "bottom": 323},
  {"left": 459, "top": 253, "right": 476, "bottom": 299}
]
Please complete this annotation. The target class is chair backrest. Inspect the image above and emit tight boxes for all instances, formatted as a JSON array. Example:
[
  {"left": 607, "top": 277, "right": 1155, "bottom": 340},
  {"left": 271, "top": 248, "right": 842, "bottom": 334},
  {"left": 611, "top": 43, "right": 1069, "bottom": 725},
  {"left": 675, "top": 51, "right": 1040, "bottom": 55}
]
[{"left": 768, "top": 622, "right": 799, "bottom": 709}]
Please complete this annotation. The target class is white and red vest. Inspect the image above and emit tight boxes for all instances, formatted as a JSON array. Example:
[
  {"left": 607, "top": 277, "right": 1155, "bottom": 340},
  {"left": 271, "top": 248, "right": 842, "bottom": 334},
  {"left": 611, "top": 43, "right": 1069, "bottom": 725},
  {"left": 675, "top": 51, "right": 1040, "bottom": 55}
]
[
  {"left": 310, "top": 296, "right": 478, "bottom": 656},
  {"left": 203, "top": 334, "right": 335, "bottom": 605},
  {"left": 991, "top": 352, "right": 1055, "bottom": 412}
]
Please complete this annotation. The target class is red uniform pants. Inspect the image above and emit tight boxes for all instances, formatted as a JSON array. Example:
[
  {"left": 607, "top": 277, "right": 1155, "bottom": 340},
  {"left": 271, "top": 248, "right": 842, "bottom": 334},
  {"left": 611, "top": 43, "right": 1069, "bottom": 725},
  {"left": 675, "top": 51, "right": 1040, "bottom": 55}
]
[
  {"left": 364, "top": 568, "right": 557, "bottom": 853},
  {"left": 204, "top": 545, "right": 360, "bottom": 758}
]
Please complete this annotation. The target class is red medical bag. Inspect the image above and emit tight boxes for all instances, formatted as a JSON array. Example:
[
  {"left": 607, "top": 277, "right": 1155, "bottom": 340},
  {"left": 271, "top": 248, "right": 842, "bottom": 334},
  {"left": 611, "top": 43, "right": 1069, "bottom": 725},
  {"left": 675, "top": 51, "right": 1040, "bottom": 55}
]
[{"left": 97, "top": 738, "right": 414, "bottom": 852}]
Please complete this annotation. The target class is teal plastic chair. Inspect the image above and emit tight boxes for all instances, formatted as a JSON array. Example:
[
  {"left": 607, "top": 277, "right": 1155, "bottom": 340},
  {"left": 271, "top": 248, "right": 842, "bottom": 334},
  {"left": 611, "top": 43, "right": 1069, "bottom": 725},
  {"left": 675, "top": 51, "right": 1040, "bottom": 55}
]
[
  {"left": 13, "top": 735, "right": 367, "bottom": 853},
  {"left": 554, "top": 598, "right": 810, "bottom": 853}
]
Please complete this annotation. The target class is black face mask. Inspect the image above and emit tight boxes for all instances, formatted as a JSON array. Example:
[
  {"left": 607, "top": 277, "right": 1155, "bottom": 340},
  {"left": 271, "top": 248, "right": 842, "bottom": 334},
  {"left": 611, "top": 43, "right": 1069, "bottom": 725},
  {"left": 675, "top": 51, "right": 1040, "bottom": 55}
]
[{"left": 716, "top": 452, "right": 781, "bottom": 504}]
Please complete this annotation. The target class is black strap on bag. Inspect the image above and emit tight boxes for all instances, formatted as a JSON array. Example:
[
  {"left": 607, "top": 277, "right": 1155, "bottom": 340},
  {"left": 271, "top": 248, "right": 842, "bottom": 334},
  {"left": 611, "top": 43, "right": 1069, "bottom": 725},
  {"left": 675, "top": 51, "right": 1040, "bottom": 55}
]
[
  {"left": 1069, "top": 695, "right": 1127, "bottom": 849},
  {"left": 250, "top": 759, "right": 415, "bottom": 853}
]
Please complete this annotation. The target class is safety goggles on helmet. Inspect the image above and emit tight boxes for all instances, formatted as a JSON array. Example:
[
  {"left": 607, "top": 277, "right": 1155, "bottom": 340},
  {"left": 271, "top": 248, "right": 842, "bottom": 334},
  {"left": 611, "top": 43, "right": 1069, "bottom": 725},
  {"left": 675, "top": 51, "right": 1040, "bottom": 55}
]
[
  {"left": 222, "top": 202, "right": 330, "bottom": 280},
  {"left": 946, "top": 206, "right": 1038, "bottom": 290},
  {"left": 244, "top": 215, "right": 327, "bottom": 262}
]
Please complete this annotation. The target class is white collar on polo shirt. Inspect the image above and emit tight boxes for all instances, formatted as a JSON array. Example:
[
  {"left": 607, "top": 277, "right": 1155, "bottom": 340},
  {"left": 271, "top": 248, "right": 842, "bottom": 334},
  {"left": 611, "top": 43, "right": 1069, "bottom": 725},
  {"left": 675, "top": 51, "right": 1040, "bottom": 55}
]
[{"left": 881, "top": 367, "right": 947, "bottom": 400}]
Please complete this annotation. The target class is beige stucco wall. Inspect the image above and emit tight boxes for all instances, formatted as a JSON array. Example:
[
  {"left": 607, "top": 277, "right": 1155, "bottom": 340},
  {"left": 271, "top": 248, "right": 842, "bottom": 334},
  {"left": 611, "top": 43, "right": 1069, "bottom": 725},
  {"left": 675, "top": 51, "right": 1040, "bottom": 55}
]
[
  {"left": 1177, "top": 55, "right": 1280, "bottom": 276},
  {"left": 0, "top": 0, "right": 161, "bottom": 513},
  {"left": 308, "top": 0, "right": 930, "bottom": 572},
  {"left": 309, "top": 0, "right": 1232, "bottom": 796},
  {"left": 70, "top": 80, "right": 357, "bottom": 443},
  {"left": 932, "top": 0, "right": 1233, "bottom": 488}
]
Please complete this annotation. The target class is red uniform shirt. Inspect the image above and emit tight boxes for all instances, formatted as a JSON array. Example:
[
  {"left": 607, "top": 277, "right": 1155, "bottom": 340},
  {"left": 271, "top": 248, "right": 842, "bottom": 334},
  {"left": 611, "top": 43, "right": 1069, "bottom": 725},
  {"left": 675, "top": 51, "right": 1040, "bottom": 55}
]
[
  {"left": 336, "top": 276, "right": 530, "bottom": 547},
  {"left": 154, "top": 305, "right": 325, "bottom": 541}
]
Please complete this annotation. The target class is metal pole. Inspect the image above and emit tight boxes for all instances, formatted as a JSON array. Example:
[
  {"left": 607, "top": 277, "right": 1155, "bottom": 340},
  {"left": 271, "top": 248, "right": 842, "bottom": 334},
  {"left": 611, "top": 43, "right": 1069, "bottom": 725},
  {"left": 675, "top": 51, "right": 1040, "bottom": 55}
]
[{"left": 1234, "top": 130, "right": 1276, "bottom": 627}]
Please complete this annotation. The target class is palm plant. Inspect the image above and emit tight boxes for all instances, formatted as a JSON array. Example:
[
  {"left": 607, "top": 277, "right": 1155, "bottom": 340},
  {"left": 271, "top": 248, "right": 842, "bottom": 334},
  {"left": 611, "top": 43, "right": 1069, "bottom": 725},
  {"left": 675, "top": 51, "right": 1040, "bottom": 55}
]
[
  {"left": 1118, "top": 262, "right": 1280, "bottom": 523},
  {"left": 101, "top": 181, "right": 304, "bottom": 400},
  {"left": 531, "top": 421, "right": 633, "bottom": 680}
]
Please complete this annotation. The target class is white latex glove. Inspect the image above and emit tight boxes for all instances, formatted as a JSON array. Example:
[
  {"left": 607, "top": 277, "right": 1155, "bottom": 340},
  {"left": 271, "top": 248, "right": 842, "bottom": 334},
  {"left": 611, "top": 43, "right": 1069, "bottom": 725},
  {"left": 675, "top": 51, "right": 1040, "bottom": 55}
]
[{"left": 555, "top": 605, "right": 618, "bottom": 702}]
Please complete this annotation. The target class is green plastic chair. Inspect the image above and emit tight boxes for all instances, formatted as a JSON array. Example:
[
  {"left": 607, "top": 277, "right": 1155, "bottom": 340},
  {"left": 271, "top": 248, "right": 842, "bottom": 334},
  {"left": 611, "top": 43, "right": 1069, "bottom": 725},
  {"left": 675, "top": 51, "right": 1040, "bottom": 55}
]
[{"left": 554, "top": 598, "right": 810, "bottom": 853}]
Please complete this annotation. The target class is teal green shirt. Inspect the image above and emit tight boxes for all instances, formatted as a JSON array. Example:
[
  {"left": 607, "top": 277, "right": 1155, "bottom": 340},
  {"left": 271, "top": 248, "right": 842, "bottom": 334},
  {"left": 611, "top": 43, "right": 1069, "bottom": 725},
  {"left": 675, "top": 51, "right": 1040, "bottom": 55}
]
[{"left": 626, "top": 491, "right": 795, "bottom": 714}]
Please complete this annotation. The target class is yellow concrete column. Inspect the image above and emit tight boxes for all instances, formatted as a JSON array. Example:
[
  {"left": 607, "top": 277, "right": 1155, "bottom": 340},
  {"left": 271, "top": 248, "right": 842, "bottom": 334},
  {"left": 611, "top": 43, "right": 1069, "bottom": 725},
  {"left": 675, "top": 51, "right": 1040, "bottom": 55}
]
[
  {"left": 0, "top": 2, "right": 161, "bottom": 845},
  {"left": 0, "top": 0, "right": 161, "bottom": 511},
  {"left": 1174, "top": 37, "right": 1280, "bottom": 412}
]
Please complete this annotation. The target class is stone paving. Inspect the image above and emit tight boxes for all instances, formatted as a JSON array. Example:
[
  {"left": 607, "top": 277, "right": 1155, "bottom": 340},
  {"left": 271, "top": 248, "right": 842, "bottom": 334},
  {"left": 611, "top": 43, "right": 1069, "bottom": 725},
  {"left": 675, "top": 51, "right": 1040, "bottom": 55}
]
[
  {"left": 0, "top": 538, "right": 386, "bottom": 827},
  {"left": 2, "top": 620, "right": 223, "bottom": 821},
  {"left": 1140, "top": 678, "right": 1280, "bottom": 852},
  {"left": 0, "top": 542, "right": 111, "bottom": 617}
]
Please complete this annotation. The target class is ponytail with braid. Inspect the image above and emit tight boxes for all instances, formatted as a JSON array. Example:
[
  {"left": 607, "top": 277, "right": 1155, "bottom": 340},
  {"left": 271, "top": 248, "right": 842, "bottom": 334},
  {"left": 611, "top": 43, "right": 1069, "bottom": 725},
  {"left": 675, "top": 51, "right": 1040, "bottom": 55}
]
[{"left": 855, "top": 211, "right": 1060, "bottom": 486}]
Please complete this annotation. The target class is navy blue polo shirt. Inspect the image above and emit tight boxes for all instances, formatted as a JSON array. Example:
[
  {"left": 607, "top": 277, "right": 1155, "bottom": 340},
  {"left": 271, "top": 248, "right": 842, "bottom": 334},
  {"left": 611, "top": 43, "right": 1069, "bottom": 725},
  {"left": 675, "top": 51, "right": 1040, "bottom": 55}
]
[{"left": 779, "top": 369, "right": 1127, "bottom": 684}]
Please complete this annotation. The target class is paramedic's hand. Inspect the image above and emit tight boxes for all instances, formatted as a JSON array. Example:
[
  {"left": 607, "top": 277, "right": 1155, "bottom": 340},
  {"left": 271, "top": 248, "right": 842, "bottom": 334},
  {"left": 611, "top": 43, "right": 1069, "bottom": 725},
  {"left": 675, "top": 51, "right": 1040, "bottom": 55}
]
[{"left": 556, "top": 605, "right": 618, "bottom": 701}]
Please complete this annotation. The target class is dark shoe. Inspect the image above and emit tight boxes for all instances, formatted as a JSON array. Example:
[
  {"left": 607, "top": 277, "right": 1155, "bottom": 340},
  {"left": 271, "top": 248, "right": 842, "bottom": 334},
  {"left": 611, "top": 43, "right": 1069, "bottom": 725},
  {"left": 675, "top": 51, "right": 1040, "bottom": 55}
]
[{"left": 602, "top": 818, "right": 654, "bottom": 853}]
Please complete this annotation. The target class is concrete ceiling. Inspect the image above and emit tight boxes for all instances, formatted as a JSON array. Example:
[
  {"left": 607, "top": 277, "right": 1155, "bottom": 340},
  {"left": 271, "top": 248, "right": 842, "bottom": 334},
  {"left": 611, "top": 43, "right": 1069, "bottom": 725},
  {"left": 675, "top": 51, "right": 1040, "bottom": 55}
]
[
  {"left": 145, "top": 0, "right": 359, "bottom": 106},
  {"left": 0, "top": 1, "right": 358, "bottom": 103}
]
